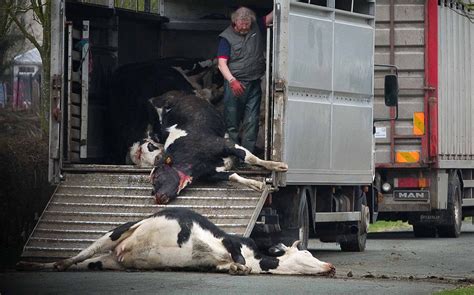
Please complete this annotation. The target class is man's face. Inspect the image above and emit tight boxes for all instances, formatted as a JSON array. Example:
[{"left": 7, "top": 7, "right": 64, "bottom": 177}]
[{"left": 233, "top": 19, "right": 252, "bottom": 35}]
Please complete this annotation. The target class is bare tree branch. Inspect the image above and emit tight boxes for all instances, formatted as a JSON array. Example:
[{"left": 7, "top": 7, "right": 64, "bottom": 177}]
[{"left": 8, "top": 9, "right": 43, "bottom": 55}]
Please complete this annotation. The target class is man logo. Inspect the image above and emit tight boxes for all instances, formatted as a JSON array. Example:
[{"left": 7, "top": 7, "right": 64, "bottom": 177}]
[{"left": 394, "top": 190, "right": 429, "bottom": 201}]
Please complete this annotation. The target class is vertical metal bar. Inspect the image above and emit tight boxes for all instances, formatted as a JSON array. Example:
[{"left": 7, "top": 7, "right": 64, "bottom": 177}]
[
  {"left": 426, "top": 0, "right": 439, "bottom": 164},
  {"left": 459, "top": 9, "right": 465, "bottom": 157},
  {"left": 264, "top": 26, "right": 272, "bottom": 161},
  {"left": 469, "top": 10, "right": 473, "bottom": 157},
  {"left": 389, "top": 0, "right": 395, "bottom": 164},
  {"left": 420, "top": 0, "right": 430, "bottom": 164},
  {"left": 80, "top": 21, "right": 90, "bottom": 158},
  {"left": 49, "top": 0, "right": 65, "bottom": 183},
  {"left": 67, "top": 23, "right": 73, "bottom": 162},
  {"left": 438, "top": 4, "right": 445, "bottom": 159}
]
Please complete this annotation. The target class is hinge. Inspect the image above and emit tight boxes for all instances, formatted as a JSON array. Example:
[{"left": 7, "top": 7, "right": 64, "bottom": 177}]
[
  {"left": 424, "top": 86, "right": 435, "bottom": 91},
  {"left": 52, "top": 75, "right": 62, "bottom": 122},
  {"left": 274, "top": 79, "right": 285, "bottom": 92},
  {"left": 52, "top": 75, "right": 62, "bottom": 90}
]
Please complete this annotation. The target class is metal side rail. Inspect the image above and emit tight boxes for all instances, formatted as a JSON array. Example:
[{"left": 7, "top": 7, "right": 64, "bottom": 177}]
[{"left": 21, "top": 168, "right": 272, "bottom": 261}]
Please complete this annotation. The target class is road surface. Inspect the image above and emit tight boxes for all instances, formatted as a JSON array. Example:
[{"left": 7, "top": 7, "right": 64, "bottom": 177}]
[{"left": 1, "top": 221, "right": 473, "bottom": 295}]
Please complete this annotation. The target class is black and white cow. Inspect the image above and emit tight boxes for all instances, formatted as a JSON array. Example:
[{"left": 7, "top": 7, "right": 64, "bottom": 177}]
[
  {"left": 107, "top": 57, "right": 222, "bottom": 165},
  {"left": 128, "top": 129, "right": 164, "bottom": 168},
  {"left": 17, "top": 208, "right": 335, "bottom": 276},
  {"left": 148, "top": 91, "right": 288, "bottom": 204}
]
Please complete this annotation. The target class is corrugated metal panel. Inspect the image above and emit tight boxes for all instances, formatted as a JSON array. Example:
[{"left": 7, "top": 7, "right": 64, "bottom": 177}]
[
  {"left": 283, "top": 2, "right": 375, "bottom": 184},
  {"left": 438, "top": 3, "right": 474, "bottom": 164},
  {"left": 22, "top": 170, "right": 269, "bottom": 261},
  {"left": 374, "top": 0, "right": 426, "bottom": 165}
]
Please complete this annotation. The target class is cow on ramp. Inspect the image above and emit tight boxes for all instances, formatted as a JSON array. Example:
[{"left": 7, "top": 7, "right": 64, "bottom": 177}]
[{"left": 148, "top": 91, "right": 288, "bottom": 204}]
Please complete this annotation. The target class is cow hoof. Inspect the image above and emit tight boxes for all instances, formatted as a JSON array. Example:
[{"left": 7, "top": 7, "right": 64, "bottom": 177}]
[
  {"left": 322, "top": 264, "right": 336, "bottom": 277},
  {"left": 249, "top": 181, "right": 264, "bottom": 192},
  {"left": 155, "top": 195, "right": 170, "bottom": 204},
  {"left": 247, "top": 179, "right": 265, "bottom": 192},
  {"left": 229, "top": 263, "right": 251, "bottom": 275},
  {"left": 273, "top": 162, "right": 288, "bottom": 172},
  {"left": 54, "top": 259, "right": 72, "bottom": 271}
]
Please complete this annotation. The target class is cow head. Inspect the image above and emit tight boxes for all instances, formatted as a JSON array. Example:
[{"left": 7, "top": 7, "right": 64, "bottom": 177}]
[
  {"left": 129, "top": 134, "right": 164, "bottom": 168},
  {"left": 150, "top": 159, "right": 193, "bottom": 204},
  {"left": 274, "top": 241, "right": 336, "bottom": 276}
]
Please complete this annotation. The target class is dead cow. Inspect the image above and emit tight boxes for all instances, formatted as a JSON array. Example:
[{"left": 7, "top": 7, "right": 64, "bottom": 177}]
[
  {"left": 128, "top": 130, "right": 164, "bottom": 167},
  {"left": 17, "top": 208, "right": 335, "bottom": 276},
  {"left": 108, "top": 57, "right": 222, "bottom": 165},
  {"left": 149, "top": 91, "right": 288, "bottom": 204}
]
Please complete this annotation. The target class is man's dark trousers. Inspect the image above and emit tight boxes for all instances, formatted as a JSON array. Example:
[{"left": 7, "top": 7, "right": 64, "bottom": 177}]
[{"left": 223, "top": 79, "right": 261, "bottom": 153}]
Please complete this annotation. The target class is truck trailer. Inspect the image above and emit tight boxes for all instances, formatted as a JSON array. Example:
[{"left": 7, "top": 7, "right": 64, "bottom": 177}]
[
  {"left": 23, "top": 0, "right": 395, "bottom": 261},
  {"left": 373, "top": 0, "right": 474, "bottom": 237}
]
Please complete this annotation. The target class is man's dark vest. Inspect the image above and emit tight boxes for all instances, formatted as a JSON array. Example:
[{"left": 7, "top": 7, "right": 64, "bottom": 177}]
[{"left": 219, "top": 21, "right": 265, "bottom": 81}]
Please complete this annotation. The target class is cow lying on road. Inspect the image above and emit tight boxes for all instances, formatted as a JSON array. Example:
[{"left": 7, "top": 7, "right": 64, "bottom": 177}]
[
  {"left": 17, "top": 208, "right": 335, "bottom": 276},
  {"left": 148, "top": 91, "right": 288, "bottom": 204}
]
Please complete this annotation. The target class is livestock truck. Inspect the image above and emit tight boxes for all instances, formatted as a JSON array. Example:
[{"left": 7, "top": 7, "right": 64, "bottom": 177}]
[
  {"left": 23, "top": 0, "right": 396, "bottom": 261},
  {"left": 373, "top": 0, "right": 474, "bottom": 237}
]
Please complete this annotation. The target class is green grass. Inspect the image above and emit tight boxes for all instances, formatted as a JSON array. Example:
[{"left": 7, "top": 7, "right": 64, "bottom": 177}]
[
  {"left": 368, "top": 220, "right": 412, "bottom": 233},
  {"left": 434, "top": 286, "right": 474, "bottom": 295}
]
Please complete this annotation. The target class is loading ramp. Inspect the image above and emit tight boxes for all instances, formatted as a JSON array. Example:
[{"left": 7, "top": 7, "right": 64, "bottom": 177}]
[{"left": 21, "top": 165, "right": 271, "bottom": 261}]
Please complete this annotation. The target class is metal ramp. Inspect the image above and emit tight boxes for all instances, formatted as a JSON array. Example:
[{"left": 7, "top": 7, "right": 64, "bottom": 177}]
[{"left": 22, "top": 165, "right": 271, "bottom": 261}]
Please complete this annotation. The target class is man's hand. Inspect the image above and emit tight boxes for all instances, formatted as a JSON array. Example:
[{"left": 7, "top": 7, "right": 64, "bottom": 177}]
[{"left": 230, "top": 79, "right": 246, "bottom": 97}]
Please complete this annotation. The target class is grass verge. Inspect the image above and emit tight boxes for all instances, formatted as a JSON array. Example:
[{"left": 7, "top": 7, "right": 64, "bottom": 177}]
[
  {"left": 435, "top": 286, "right": 474, "bottom": 295},
  {"left": 368, "top": 220, "right": 412, "bottom": 233}
]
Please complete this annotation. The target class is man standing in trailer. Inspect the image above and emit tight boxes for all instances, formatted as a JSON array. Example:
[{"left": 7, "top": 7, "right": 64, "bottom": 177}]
[{"left": 217, "top": 7, "right": 273, "bottom": 159}]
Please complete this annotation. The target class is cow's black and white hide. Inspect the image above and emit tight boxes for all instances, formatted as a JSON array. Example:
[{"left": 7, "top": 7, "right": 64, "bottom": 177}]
[
  {"left": 106, "top": 57, "right": 223, "bottom": 165},
  {"left": 128, "top": 129, "right": 164, "bottom": 167},
  {"left": 16, "top": 208, "right": 335, "bottom": 276},
  {"left": 148, "top": 91, "right": 288, "bottom": 204}
]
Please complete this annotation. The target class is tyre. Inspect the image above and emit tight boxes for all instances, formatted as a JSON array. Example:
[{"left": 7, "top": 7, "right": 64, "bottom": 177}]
[
  {"left": 413, "top": 224, "right": 437, "bottom": 238},
  {"left": 340, "top": 189, "right": 368, "bottom": 252},
  {"left": 272, "top": 187, "right": 310, "bottom": 250},
  {"left": 437, "top": 173, "right": 462, "bottom": 238}
]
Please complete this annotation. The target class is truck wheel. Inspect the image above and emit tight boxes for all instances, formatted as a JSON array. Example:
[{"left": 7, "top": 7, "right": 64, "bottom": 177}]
[
  {"left": 340, "top": 190, "right": 368, "bottom": 252},
  {"left": 437, "top": 173, "right": 462, "bottom": 238},
  {"left": 273, "top": 187, "right": 310, "bottom": 250},
  {"left": 413, "top": 224, "right": 437, "bottom": 237}
]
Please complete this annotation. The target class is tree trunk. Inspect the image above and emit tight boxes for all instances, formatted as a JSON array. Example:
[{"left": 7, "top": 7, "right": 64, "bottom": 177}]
[{"left": 39, "top": 3, "right": 51, "bottom": 136}]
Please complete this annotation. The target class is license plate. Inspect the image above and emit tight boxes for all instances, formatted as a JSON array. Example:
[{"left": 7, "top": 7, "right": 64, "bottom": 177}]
[{"left": 393, "top": 190, "right": 430, "bottom": 201}]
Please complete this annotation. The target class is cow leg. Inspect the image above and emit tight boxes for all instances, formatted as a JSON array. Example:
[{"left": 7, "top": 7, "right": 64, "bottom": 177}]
[
  {"left": 54, "top": 221, "right": 140, "bottom": 271},
  {"left": 216, "top": 262, "right": 252, "bottom": 275},
  {"left": 70, "top": 253, "right": 124, "bottom": 271},
  {"left": 54, "top": 234, "right": 120, "bottom": 271},
  {"left": 220, "top": 237, "right": 252, "bottom": 275},
  {"left": 225, "top": 142, "right": 288, "bottom": 171},
  {"left": 209, "top": 172, "right": 264, "bottom": 191}
]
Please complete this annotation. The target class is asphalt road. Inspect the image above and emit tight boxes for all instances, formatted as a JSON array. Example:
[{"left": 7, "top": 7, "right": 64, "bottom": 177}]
[{"left": 1, "top": 221, "right": 473, "bottom": 295}]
